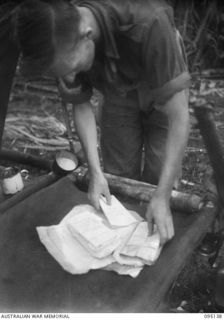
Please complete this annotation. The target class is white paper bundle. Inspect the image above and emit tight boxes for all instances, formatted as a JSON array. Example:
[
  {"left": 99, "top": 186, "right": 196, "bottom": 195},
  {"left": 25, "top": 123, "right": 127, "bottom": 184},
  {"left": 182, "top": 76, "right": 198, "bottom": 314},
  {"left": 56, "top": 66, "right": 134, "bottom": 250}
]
[
  {"left": 37, "top": 223, "right": 115, "bottom": 275},
  {"left": 36, "top": 198, "right": 162, "bottom": 278},
  {"left": 68, "top": 210, "right": 121, "bottom": 258},
  {"left": 119, "top": 222, "right": 161, "bottom": 264},
  {"left": 99, "top": 195, "right": 138, "bottom": 227}
]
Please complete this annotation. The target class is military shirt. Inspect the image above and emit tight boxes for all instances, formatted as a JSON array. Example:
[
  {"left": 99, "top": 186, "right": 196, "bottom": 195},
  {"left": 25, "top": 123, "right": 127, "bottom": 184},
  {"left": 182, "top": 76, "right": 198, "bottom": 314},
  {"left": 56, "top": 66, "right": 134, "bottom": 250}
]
[{"left": 75, "top": 0, "right": 190, "bottom": 111}]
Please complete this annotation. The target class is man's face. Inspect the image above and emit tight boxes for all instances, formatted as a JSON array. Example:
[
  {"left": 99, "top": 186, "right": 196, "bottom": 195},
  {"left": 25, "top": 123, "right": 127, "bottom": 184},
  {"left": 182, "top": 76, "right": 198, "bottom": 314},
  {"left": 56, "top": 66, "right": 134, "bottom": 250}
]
[{"left": 50, "top": 37, "right": 95, "bottom": 83}]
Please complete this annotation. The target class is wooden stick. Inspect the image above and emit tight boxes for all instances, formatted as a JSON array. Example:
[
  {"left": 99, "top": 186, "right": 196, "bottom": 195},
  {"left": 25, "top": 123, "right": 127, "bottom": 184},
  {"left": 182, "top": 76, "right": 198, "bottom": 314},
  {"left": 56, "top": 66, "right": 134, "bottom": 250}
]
[{"left": 70, "top": 168, "right": 205, "bottom": 213}]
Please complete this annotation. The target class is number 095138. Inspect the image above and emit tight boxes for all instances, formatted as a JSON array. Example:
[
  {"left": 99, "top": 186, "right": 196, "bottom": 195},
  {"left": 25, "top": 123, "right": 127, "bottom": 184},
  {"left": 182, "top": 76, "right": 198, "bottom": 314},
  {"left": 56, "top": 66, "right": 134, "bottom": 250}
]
[{"left": 204, "top": 315, "right": 222, "bottom": 319}]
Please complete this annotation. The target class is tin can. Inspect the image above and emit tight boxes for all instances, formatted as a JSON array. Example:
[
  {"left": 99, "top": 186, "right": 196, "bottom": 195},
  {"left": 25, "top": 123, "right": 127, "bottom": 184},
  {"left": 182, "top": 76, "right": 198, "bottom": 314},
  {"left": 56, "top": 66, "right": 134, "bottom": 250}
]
[
  {"left": 0, "top": 167, "right": 24, "bottom": 195},
  {"left": 52, "top": 151, "right": 78, "bottom": 176}
]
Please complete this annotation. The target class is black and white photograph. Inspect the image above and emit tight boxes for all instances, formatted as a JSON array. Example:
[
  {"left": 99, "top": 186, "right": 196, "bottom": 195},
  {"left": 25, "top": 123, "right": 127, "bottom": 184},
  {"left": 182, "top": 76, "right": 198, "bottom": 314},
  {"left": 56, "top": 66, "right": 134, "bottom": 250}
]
[{"left": 0, "top": 0, "right": 224, "bottom": 316}]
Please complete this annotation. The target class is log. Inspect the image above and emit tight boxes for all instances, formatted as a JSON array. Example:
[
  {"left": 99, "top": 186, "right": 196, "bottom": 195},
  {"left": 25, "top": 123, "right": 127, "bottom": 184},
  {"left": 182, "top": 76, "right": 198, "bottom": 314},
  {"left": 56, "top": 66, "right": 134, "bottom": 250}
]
[
  {"left": 0, "top": 148, "right": 86, "bottom": 173},
  {"left": 70, "top": 168, "right": 205, "bottom": 213},
  {"left": 0, "top": 173, "right": 59, "bottom": 214},
  {"left": 0, "top": 149, "right": 205, "bottom": 213},
  {"left": 193, "top": 100, "right": 224, "bottom": 207},
  {"left": 0, "top": 148, "right": 53, "bottom": 171}
]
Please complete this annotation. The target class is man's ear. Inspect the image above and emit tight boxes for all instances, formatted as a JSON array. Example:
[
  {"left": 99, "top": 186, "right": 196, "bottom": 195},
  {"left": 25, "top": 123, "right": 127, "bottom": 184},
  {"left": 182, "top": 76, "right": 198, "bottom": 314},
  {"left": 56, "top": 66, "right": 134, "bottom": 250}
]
[{"left": 85, "top": 27, "right": 93, "bottom": 39}]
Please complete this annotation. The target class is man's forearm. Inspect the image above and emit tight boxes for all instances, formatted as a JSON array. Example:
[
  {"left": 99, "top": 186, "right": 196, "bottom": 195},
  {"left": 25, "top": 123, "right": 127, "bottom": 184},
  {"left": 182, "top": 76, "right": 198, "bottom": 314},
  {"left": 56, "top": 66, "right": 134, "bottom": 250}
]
[
  {"left": 155, "top": 91, "right": 190, "bottom": 200},
  {"left": 73, "top": 102, "right": 102, "bottom": 175}
]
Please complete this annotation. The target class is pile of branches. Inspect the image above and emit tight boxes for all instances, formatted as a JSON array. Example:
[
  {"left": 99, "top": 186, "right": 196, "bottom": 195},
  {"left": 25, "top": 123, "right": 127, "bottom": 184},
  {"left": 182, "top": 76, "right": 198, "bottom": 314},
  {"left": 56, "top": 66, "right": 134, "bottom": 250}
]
[
  {"left": 3, "top": 114, "right": 70, "bottom": 152},
  {"left": 169, "top": 0, "right": 224, "bottom": 71}
]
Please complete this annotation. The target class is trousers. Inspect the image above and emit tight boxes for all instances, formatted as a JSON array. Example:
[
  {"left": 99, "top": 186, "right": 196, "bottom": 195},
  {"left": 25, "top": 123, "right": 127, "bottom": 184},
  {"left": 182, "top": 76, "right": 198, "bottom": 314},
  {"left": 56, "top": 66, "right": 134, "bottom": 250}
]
[
  {"left": 101, "top": 90, "right": 168, "bottom": 185},
  {"left": 100, "top": 30, "right": 188, "bottom": 185}
]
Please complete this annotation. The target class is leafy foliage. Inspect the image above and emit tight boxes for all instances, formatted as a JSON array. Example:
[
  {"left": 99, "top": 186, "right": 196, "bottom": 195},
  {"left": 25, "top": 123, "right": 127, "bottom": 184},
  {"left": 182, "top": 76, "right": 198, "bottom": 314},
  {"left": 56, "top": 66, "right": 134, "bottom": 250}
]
[{"left": 169, "top": 0, "right": 224, "bottom": 71}]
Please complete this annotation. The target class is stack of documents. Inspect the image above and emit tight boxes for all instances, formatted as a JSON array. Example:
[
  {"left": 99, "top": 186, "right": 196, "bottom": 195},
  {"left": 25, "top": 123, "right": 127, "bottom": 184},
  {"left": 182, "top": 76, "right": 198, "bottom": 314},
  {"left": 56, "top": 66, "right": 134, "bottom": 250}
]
[{"left": 37, "top": 196, "right": 162, "bottom": 278}]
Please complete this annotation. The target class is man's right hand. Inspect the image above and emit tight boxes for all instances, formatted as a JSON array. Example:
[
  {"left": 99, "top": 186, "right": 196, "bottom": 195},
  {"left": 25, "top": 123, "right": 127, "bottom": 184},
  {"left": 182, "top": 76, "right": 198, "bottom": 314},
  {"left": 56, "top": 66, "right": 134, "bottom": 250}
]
[{"left": 88, "top": 170, "right": 111, "bottom": 210}]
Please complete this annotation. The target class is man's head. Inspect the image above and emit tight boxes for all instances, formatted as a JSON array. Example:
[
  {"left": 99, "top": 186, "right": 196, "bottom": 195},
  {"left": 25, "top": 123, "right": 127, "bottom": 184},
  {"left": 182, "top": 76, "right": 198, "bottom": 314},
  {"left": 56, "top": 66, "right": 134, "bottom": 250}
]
[{"left": 15, "top": 0, "right": 97, "bottom": 82}]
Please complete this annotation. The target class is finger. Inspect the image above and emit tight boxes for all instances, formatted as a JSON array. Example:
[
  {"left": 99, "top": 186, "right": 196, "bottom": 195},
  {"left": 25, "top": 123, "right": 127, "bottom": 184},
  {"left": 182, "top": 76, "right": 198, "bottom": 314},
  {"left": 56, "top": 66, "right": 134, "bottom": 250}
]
[
  {"left": 157, "top": 224, "right": 168, "bottom": 246},
  {"left": 167, "top": 217, "right": 175, "bottom": 240},
  {"left": 147, "top": 217, "right": 154, "bottom": 236},
  {"left": 88, "top": 193, "right": 100, "bottom": 210},
  {"left": 103, "top": 187, "right": 111, "bottom": 205},
  {"left": 93, "top": 200, "right": 100, "bottom": 211}
]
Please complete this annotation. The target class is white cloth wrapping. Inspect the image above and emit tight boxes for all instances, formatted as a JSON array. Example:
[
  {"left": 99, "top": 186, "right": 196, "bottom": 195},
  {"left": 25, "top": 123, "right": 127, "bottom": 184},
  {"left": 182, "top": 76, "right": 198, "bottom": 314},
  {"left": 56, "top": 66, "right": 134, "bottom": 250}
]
[
  {"left": 37, "top": 198, "right": 162, "bottom": 278},
  {"left": 37, "top": 205, "right": 115, "bottom": 274}
]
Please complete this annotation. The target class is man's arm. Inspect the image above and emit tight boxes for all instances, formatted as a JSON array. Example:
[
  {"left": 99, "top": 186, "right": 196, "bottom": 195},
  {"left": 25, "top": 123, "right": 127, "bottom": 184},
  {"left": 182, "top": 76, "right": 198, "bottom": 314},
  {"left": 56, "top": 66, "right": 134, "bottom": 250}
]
[
  {"left": 146, "top": 90, "right": 190, "bottom": 244},
  {"left": 73, "top": 102, "right": 111, "bottom": 209}
]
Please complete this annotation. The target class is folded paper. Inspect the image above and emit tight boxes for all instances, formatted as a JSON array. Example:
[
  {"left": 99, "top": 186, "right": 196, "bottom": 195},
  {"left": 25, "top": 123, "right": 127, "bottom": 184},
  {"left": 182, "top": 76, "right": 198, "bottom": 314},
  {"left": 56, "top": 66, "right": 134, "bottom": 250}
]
[{"left": 37, "top": 197, "right": 162, "bottom": 278}]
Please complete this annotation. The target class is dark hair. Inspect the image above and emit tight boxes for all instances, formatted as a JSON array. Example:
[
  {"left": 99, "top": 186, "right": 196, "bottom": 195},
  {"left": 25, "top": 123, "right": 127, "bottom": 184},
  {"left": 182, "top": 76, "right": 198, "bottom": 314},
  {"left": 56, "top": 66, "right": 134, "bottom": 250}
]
[{"left": 14, "top": 0, "right": 81, "bottom": 76}]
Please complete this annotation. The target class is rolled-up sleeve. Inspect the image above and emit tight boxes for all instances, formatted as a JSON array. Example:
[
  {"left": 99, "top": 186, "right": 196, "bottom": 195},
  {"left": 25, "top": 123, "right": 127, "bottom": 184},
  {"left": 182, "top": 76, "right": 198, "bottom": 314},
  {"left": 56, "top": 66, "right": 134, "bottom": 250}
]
[
  {"left": 71, "top": 72, "right": 93, "bottom": 104},
  {"left": 139, "top": 8, "right": 191, "bottom": 109}
]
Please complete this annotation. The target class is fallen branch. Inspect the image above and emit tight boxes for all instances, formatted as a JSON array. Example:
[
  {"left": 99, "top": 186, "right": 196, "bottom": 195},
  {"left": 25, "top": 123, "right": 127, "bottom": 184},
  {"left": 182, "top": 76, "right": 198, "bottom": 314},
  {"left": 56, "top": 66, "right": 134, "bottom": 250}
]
[
  {"left": 13, "top": 127, "right": 68, "bottom": 146},
  {"left": 4, "top": 115, "right": 68, "bottom": 150}
]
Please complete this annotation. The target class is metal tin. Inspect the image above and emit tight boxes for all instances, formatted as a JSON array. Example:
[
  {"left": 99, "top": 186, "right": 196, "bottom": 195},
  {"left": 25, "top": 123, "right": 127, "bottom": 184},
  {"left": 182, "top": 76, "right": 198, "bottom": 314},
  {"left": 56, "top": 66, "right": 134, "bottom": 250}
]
[
  {"left": 0, "top": 167, "right": 24, "bottom": 195},
  {"left": 52, "top": 151, "right": 78, "bottom": 176}
]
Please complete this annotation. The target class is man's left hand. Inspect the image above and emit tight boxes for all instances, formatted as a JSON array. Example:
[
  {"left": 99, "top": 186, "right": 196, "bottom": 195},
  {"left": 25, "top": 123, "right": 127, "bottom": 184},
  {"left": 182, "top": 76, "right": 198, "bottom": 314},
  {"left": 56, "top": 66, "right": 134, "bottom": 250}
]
[{"left": 146, "top": 195, "right": 174, "bottom": 246}]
